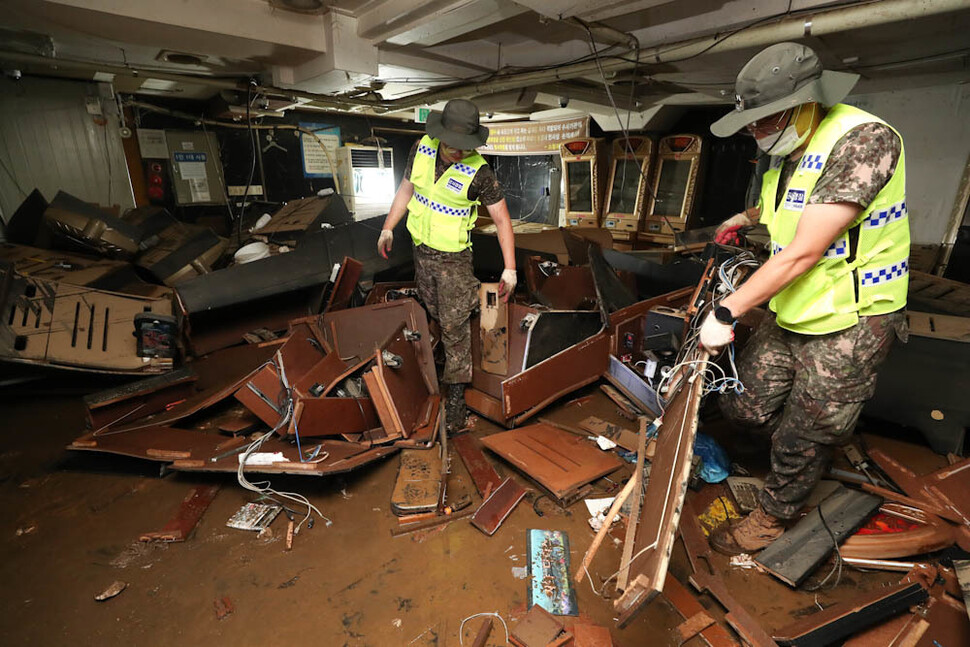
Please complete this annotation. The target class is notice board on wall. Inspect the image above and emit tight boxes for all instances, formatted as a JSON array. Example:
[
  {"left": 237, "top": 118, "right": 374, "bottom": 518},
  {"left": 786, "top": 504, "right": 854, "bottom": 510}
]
[
  {"left": 480, "top": 116, "right": 589, "bottom": 155},
  {"left": 165, "top": 131, "right": 227, "bottom": 206},
  {"left": 299, "top": 123, "right": 341, "bottom": 178}
]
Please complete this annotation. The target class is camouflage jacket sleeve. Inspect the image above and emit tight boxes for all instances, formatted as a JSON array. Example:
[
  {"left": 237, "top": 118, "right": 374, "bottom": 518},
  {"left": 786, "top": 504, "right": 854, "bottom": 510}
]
[
  {"left": 809, "top": 122, "right": 901, "bottom": 209},
  {"left": 468, "top": 164, "right": 505, "bottom": 206}
]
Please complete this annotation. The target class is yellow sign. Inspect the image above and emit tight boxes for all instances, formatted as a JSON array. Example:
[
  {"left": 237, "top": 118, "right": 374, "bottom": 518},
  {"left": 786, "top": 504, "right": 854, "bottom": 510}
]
[{"left": 481, "top": 116, "right": 590, "bottom": 155}]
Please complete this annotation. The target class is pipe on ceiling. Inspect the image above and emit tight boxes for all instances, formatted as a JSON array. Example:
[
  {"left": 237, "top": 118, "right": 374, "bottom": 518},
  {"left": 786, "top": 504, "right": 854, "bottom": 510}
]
[{"left": 0, "top": 0, "right": 966, "bottom": 113}]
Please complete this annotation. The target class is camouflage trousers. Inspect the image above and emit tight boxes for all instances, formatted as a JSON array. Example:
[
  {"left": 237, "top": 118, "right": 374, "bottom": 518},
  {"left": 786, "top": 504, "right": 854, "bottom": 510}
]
[
  {"left": 721, "top": 310, "right": 905, "bottom": 520},
  {"left": 414, "top": 244, "right": 480, "bottom": 384}
]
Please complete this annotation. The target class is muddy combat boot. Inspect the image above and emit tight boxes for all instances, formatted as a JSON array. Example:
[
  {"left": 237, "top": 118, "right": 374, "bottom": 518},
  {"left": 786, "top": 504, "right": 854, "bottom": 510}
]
[
  {"left": 445, "top": 383, "right": 468, "bottom": 434},
  {"left": 710, "top": 505, "right": 785, "bottom": 556}
]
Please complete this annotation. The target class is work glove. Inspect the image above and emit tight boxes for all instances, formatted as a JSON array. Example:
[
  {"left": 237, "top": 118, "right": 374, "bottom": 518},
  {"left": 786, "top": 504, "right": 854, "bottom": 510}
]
[
  {"left": 498, "top": 268, "right": 517, "bottom": 303},
  {"left": 699, "top": 311, "right": 734, "bottom": 355},
  {"left": 377, "top": 229, "right": 393, "bottom": 259},
  {"left": 715, "top": 212, "right": 753, "bottom": 246}
]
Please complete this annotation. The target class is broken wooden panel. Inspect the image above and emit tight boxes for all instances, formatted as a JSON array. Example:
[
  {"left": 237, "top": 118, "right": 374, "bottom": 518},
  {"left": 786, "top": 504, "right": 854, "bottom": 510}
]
[
  {"left": 481, "top": 423, "right": 622, "bottom": 501},
  {"left": 589, "top": 244, "right": 637, "bottom": 314},
  {"left": 0, "top": 243, "right": 130, "bottom": 287},
  {"left": 662, "top": 575, "right": 738, "bottom": 647},
  {"left": 139, "top": 484, "right": 221, "bottom": 542},
  {"left": 111, "top": 342, "right": 281, "bottom": 432},
  {"left": 869, "top": 447, "right": 970, "bottom": 526},
  {"left": 679, "top": 498, "right": 779, "bottom": 647},
  {"left": 756, "top": 485, "right": 883, "bottom": 588},
  {"left": 134, "top": 221, "right": 228, "bottom": 286},
  {"left": 71, "top": 423, "right": 397, "bottom": 476},
  {"left": 322, "top": 298, "right": 437, "bottom": 394},
  {"left": 393, "top": 395, "right": 440, "bottom": 449},
  {"left": 908, "top": 269, "right": 970, "bottom": 317},
  {"left": 289, "top": 396, "right": 380, "bottom": 438},
  {"left": 291, "top": 352, "right": 348, "bottom": 399},
  {"left": 1, "top": 264, "right": 175, "bottom": 373},
  {"left": 510, "top": 603, "right": 565, "bottom": 646},
  {"left": 84, "top": 367, "right": 198, "bottom": 430},
  {"left": 577, "top": 417, "right": 639, "bottom": 452},
  {"left": 614, "top": 359, "right": 706, "bottom": 627},
  {"left": 771, "top": 581, "right": 929, "bottom": 646},
  {"left": 233, "top": 322, "right": 329, "bottom": 427},
  {"left": 452, "top": 432, "right": 503, "bottom": 498},
  {"left": 503, "top": 331, "right": 611, "bottom": 424},
  {"left": 479, "top": 282, "right": 508, "bottom": 376},
  {"left": 524, "top": 256, "right": 598, "bottom": 310},
  {"left": 43, "top": 190, "right": 144, "bottom": 258},
  {"left": 368, "top": 323, "right": 436, "bottom": 438},
  {"left": 323, "top": 256, "right": 363, "bottom": 312},
  {"left": 470, "top": 476, "right": 527, "bottom": 535},
  {"left": 251, "top": 195, "right": 352, "bottom": 246}
]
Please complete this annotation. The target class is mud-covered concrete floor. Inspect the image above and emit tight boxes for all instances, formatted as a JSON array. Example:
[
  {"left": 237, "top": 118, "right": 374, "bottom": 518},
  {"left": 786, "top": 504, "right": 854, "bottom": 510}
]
[{"left": 0, "top": 382, "right": 903, "bottom": 646}]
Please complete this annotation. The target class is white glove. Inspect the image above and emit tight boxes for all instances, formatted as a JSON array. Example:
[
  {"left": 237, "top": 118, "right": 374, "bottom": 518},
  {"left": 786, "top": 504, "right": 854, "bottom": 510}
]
[
  {"left": 715, "top": 212, "right": 754, "bottom": 245},
  {"left": 498, "top": 268, "right": 517, "bottom": 302},
  {"left": 377, "top": 229, "right": 393, "bottom": 259},
  {"left": 699, "top": 311, "right": 734, "bottom": 355}
]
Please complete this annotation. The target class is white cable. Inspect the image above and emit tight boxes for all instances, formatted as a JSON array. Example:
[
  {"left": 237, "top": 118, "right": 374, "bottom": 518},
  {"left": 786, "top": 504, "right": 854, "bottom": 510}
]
[{"left": 458, "top": 612, "right": 509, "bottom": 645}]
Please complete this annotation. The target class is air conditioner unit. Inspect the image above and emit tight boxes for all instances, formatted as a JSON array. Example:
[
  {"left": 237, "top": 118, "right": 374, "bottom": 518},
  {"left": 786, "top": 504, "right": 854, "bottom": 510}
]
[{"left": 335, "top": 145, "right": 395, "bottom": 221}]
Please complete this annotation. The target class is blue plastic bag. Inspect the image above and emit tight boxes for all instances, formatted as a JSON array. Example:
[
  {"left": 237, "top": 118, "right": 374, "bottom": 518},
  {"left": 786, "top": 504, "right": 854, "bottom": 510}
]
[{"left": 694, "top": 433, "right": 730, "bottom": 483}]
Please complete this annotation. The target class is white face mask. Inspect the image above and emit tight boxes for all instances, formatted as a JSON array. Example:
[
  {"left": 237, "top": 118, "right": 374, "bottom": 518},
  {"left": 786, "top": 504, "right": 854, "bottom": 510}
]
[{"left": 754, "top": 104, "right": 816, "bottom": 156}]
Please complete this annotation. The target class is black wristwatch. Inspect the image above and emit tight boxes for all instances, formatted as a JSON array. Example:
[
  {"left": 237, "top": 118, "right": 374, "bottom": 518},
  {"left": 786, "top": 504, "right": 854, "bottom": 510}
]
[{"left": 714, "top": 305, "right": 737, "bottom": 325}]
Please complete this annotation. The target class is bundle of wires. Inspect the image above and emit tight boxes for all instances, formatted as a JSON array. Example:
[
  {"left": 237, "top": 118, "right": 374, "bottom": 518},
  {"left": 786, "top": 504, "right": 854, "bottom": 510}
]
[{"left": 235, "top": 350, "right": 331, "bottom": 533}]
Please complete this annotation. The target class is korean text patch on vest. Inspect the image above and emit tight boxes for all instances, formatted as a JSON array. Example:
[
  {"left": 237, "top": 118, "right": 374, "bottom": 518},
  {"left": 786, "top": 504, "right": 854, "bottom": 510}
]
[
  {"left": 860, "top": 260, "right": 909, "bottom": 286},
  {"left": 446, "top": 177, "right": 465, "bottom": 194},
  {"left": 863, "top": 200, "right": 907, "bottom": 229},
  {"left": 784, "top": 188, "right": 807, "bottom": 212},
  {"left": 799, "top": 153, "right": 825, "bottom": 172}
]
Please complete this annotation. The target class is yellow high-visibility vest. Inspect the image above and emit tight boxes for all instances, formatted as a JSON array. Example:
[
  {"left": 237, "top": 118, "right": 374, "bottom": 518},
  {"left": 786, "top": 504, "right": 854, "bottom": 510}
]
[
  {"left": 760, "top": 103, "right": 909, "bottom": 335},
  {"left": 406, "top": 135, "right": 486, "bottom": 252}
]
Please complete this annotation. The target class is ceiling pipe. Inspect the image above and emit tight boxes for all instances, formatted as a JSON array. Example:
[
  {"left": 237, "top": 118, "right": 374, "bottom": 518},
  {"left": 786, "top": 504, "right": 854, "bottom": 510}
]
[
  {"left": 377, "top": 0, "right": 970, "bottom": 111},
  {"left": 1, "top": 0, "right": 966, "bottom": 113}
]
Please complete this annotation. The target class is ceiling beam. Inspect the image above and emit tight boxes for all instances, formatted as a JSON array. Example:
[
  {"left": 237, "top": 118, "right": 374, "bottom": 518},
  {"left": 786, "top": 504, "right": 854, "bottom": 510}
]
[
  {"left": 357, "top": 0, "right": 479, "bottom": 42},
  {"left": 386, "top": 0, "right": 528, "bottom": 46},
  {"left": 513, "top": 0, "right": 674, "bottom": 22}
]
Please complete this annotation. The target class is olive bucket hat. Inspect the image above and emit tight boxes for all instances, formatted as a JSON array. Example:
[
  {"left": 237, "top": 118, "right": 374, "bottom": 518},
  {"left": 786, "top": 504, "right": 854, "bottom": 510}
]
[
  {"left": 426, "top": 99, "right": 490, "bottom": 150},
  {"left": 710, "top": 42, "right": 859, "bottom": 137}
]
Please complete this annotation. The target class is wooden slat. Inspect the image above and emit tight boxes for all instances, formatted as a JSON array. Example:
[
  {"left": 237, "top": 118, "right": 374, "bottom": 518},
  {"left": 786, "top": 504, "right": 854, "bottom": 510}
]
[
  {"left": 140, "top": 485, "right": 221, "bottom": 542},
  {"left": 662, "top": 575, "right": 738, "bottom": 647},
  {"left": 479, "top": 282, "right": 508, "bottom": 375},
  {"left": 614, "top": 354, "right": 706, "bottom": 627},
  {"left": 470, "top": 477, "right": 526, "bottom": 535},
  {"left": 452, "top": 433, "right": 502, "bottom": 498}
]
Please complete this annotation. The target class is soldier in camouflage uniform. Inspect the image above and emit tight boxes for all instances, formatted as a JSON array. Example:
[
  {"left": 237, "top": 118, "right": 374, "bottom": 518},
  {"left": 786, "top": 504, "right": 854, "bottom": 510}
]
[
  {"left": 377, "top": 100, "right": 517, "bottom": 432},
  {"left": 701, "top": 43, "right": 909, "bottom": 554}
]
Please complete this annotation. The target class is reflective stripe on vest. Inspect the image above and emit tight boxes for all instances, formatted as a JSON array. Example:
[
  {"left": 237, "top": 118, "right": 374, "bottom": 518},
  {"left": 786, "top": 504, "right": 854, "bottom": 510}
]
[
  {"left": 762, "top": 103, "right": 909, "bottom": 335},
  {"left": 406, "top": 135, "right": 486, "bottom": 252}
]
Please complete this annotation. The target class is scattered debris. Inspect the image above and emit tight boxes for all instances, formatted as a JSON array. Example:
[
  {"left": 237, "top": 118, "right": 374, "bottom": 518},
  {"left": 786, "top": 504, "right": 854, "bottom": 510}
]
[
  {"left": 226, "top": 502, "right": 282, "bottom": 532},
  {"left": 213, "top": 596, "right": 234, "bottom": 620},
  {"left": 94, "top": 581, "right": 127, "bottom": 602}
]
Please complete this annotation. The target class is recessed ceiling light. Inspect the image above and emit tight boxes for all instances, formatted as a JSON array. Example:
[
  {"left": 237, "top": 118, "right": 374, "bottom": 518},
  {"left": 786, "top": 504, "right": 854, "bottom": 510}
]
[
  {"left": 272, "top": 0, "right": 326, "bottom": 13},
  {"left": 157, "top": 50, "right": 204, "bottom": 66}
]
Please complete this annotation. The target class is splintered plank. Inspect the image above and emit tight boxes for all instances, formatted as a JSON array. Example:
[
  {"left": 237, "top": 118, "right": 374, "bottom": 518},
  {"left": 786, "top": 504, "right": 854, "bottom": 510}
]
[
  {"left": 324, "top": 256, "right": 363, "bottom": 312},
  {"left": 479, "top": 282, "right": 508, "bottom": 375},
  {"left": 662, "top": 576, "right": 738, "bottom": 647},
  {"left": 140, "top": 484, "right": 221, "bottom": 542},
  {"left": 613, "top": 358, "right": 706, "bottom": 627},
  {"left": 755, "top": 486, "right": 883, "bottom": 588},
  {"left": 470, "top": 477, "right": 526, "bottom": 536},
  {"left": 452, "top": 433, "right": 502, "bottom": 498},
  {"left": 869, "top": 448, "right": 970, "bottom": 526},
  {"left": 481, "top": 423, "right": 622, "bottom": 501}
]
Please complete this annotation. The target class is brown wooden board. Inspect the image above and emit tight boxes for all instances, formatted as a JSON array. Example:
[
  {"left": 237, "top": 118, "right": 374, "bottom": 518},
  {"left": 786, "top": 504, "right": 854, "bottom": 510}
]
[
  {"left": 289, "top": 397, "right": 379, "bottom": 438},
  {"left": 525, "top": 256, "right": 598, "bottom": 310},
  {"left": 371, "top": 323, "right": 435, "bottom": 438},
  {"left": 85, "top": 367, "right": 199, "bottom": 430},
  {"left": 479, "top": 282, "right": 508, "bottom": 376},
  {"left": 618, "top": 418, "right": 650, "bottom": 591},
  {"left": 112, "top": 342, "right": 280, "bottom": 432},
  {"left": 291, "top": 352, "right": 348, "bottom": 399},
  {"left": 662, "top": 575, "right": 738, "bottom": 647},
  {"left": 324, "top": 256, "right": 363, "bottom": 313},
  {"left": 481, "top": 423, "right": 622, "bottom": 501},
  {"left": 391, "top": 449, "right": 443, "bottom": 515},
  {"left": 869, "top": 447, "right": 970, "bottom": 526},
  {"left": 577, "top": 416, "right": 639, "bottom": 452},
  {"left": 511, "top": 603, "right": 565, "bottom": 646},
  {"left": 452, "top": 432, "right": 503, "bottom": 498},
  {"left": 614, "top": 358, "right": 706, "bottom": 627},
  {"left": 0, "top": 243, "right": 129, "bottom": 286},
  {"left": 140, "top": 484, "right": 221, "bottom": 542},
  {"left": 470, "top": 476, "right": 527, "bottom": 535},
  {"left": 322, "top": 298, "right": 437, "bottom": 394}
]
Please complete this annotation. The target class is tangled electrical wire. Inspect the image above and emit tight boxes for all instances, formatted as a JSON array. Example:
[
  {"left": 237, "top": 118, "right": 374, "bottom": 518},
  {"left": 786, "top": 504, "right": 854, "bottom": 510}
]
[{"left": 235, "top": 350, "right": 332, "bottom": 533}]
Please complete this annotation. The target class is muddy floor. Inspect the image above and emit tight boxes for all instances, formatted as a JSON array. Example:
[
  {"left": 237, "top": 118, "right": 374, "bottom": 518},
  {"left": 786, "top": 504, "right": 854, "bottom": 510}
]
[{"left": 0, "top": 382, "right": 905, "bottom": 646}]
